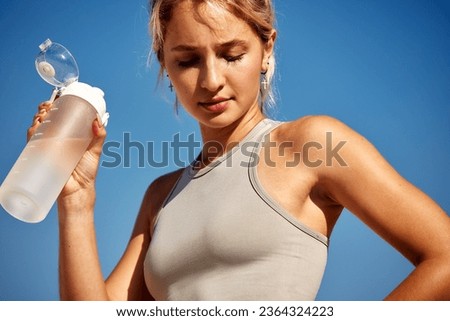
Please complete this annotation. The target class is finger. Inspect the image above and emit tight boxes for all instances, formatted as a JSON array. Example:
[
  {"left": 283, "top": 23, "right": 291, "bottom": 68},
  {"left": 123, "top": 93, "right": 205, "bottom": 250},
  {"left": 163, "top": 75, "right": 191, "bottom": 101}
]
[
  {"left": 88, "top": 117, "right": 107, "bottom": 156},
  {"left": 33, "top": 109, "right": 47, "bottom": 121},
  {"left": 30, "top": 109, "right": 47, "bottom": 129},
  {"left": 27, "top": 102, "right": 53, "bottom": 141},
  {"left": 27, "top": 120, "right": 40, "bottom": 142},
  {"left": 37, "top": 101, "right": 52, "bottom": 112},
  {"left": 32, "top": 101, "right": 53, "bottom": 127}
]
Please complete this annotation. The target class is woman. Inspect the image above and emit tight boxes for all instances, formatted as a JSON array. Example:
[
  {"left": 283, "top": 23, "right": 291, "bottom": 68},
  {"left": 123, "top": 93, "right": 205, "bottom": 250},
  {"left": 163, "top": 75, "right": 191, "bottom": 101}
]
[{"left": 30, "top": 0, "right": 450, "bottom": 300}]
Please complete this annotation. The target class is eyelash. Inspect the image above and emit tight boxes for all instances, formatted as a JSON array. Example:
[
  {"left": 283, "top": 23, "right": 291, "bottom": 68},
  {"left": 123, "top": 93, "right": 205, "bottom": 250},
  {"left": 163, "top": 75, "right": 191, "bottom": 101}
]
[
  {"left": 224, "top": 53, "right": 245, "bottom": 64},
  {"left": 178, "top": 57, "right": 200, "bottom": 68},
  {"left": 177, "top": 53, "right": 245, "bottom": 68}
]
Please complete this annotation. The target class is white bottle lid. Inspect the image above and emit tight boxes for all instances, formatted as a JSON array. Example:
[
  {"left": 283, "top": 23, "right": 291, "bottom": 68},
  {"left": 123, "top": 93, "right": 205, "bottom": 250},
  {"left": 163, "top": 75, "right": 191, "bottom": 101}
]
[{"left": 59, "top": 81, "right": 109, "bottom": 126}]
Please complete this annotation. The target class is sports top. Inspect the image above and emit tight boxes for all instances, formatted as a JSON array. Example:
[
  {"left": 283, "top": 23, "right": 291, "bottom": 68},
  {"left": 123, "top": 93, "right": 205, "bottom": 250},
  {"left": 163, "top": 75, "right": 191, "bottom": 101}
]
[{"left": 144, "top": 119, "right": 328, "bottom": 300}]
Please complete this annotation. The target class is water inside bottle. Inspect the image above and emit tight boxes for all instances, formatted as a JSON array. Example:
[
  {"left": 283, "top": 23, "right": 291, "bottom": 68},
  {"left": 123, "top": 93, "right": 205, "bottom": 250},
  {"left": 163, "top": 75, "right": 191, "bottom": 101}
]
[{"left": 0, "top": 137, "right": 90, "bottom": 223}]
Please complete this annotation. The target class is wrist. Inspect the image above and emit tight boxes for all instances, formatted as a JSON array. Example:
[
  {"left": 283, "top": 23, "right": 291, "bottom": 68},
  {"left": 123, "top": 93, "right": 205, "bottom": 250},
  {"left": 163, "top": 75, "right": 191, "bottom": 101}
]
[{"left": 57, "top": 187, "right": 96, "bottom": 223}]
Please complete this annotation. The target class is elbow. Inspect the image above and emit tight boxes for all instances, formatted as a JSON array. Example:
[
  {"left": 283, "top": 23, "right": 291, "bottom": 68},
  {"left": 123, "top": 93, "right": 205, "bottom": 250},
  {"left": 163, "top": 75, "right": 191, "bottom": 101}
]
[{"left": 415, "top": 254, "right": 450, "bottom": 300}]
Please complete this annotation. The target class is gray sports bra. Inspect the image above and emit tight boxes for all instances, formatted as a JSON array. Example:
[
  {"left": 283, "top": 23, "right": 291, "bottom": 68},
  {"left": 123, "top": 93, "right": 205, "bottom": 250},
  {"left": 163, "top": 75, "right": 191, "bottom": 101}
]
[{"left": 144, "top": 119, "right": 328, "bottom": 300}]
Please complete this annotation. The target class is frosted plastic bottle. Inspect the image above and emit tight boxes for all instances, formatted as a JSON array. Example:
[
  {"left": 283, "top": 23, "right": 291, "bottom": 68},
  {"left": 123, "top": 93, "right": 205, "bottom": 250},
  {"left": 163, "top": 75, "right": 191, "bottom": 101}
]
[
  {"left": 0, "top": 82, "right": 107, "bottom": 223},
  {"left": 0, "top": 39, "right": 108, "bottom": 223}
]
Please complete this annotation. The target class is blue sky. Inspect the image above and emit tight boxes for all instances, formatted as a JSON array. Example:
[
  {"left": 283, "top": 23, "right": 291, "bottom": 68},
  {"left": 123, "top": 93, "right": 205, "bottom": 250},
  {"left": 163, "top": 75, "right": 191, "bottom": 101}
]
[{"left": 0, "top": 0, "right": 449, "bottom": 301}]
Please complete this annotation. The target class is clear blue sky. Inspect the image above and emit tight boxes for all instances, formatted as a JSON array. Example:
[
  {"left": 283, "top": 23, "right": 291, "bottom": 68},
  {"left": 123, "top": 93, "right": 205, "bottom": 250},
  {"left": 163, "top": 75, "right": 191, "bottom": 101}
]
[{"left": 0, "top": 0, "right": 449, "bottom": 300}]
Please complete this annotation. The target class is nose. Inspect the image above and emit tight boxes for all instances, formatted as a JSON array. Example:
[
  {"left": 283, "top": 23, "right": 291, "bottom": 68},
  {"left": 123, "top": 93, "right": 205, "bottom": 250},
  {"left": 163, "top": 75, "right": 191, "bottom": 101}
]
[{"left": 200, "top": 58, "right": 225, "bottom": 92}]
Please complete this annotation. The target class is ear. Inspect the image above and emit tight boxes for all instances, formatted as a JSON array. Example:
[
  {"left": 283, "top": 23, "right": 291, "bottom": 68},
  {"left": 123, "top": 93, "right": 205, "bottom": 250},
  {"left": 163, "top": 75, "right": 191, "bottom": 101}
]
[{"left": 261, "top": 29, "right": 277, "bottom": 71}]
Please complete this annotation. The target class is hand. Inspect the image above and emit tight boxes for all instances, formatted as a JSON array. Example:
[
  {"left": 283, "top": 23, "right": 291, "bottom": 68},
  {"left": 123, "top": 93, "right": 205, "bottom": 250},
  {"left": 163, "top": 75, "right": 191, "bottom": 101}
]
[
  {"left": 28, "top": 101, "right": 107, "bottom": 212},
  {"left": 27, "top": 101, "right": 53, "bottom": 141}
]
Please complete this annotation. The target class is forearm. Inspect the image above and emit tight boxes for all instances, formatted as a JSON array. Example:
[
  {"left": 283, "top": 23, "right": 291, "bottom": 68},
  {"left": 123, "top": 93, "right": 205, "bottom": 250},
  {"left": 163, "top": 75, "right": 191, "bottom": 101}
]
[
  {"left": 58, "top": 191, "right": 109, "bottom": 300},
  {"left": 385, "top": 256, "right": 450, "bottom": 300}
]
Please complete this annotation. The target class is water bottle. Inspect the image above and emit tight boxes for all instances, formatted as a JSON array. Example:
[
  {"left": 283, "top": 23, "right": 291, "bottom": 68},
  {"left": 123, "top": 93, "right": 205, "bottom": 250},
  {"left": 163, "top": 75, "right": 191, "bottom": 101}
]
[{"left": 0, "top": 39, "right": 109, "bottom": 223}]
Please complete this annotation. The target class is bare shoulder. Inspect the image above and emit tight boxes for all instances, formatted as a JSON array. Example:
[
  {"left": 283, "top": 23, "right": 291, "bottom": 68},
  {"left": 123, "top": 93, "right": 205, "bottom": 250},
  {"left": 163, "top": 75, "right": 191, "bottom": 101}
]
[
  {"left": 139, "top": 169, "right": 184, "bottom": 225},
  {"left": 270, "top": 114, "right": 388, "bottom": 199},
  {"left": 144, "top": 169, "right": 184, "bottom": 209},
  {"left": 274, "top": 115, "right": 360, "bottom": 144},
  {"left": 147, "top": 169, "right": 184, "bottom": 199},
  {"left": 271, "top": 115, "right": 368, "bottom": 171}
]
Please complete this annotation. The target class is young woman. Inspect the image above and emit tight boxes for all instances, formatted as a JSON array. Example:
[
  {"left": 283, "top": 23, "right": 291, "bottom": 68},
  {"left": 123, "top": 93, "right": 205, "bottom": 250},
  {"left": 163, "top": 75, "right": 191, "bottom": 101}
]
[{"left": 30, "top": 0, "right": 450, "bottom": 300}]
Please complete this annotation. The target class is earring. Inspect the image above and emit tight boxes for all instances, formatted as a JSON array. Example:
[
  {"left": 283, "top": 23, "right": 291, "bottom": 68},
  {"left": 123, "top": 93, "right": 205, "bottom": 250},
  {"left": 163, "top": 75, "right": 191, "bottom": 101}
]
[
  {"left": 166, "top": 73, "right": 173, "bottom": 92},
  {"left": 260, "top": 60, "right": 270, "bottom": 91},
  {"left": 260, "top": 73, "right": 268, "bottom": 91}
]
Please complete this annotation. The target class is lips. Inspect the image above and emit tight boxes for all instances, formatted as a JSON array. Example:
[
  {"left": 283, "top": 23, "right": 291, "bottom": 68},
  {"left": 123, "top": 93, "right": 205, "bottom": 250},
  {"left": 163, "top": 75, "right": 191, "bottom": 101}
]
[{"left": 198, "top": 97, "right": 231, "bottom": 112}]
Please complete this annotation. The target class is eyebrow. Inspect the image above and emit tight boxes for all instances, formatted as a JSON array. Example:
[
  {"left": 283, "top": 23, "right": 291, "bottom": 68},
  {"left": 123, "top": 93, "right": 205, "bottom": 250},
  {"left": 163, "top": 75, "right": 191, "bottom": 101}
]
[{"left": 170, "top": 39, "right": 248, "bottom": 52}]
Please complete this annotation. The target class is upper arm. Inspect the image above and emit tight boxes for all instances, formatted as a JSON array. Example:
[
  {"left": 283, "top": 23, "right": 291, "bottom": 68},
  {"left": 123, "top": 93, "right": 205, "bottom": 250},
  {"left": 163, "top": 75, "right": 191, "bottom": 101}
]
[
  {"left": 302, "top": 116, "right": 450, "bottom": 265},
  {"left": 104, "top": 170, "right": 183, "bottom": 300},
  {"left": 104, "top": 182, "right": 154, "bottom": 300}
]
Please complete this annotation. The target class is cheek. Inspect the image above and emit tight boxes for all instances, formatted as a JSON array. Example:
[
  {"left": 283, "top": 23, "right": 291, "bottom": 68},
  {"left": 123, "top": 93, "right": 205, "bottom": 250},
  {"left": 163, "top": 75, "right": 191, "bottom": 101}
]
[
  {"left": 231, "top": 62, "right": 262, "bottom": 98},
  {"left": 172, "top": 70, "right": 198, "bottom": 100}
]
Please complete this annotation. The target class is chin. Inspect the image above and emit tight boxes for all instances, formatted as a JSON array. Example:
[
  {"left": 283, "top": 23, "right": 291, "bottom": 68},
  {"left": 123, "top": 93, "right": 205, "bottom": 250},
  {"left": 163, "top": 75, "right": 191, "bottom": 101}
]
[{"left": 198, "top": 116, "right": 237, "bottom": 129}]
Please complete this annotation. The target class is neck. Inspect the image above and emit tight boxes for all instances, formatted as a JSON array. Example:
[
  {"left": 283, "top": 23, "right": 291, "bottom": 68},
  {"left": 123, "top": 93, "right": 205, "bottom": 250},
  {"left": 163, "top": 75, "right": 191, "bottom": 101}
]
[{"left": 198, "top": 110, "right": 266, "bottom": 167}]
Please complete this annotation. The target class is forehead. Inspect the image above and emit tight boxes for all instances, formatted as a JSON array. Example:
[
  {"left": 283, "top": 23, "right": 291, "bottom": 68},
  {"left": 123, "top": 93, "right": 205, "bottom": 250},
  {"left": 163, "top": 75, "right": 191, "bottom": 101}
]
[{"left": 164, "top": 1, "right": 259, "bottom": 47}]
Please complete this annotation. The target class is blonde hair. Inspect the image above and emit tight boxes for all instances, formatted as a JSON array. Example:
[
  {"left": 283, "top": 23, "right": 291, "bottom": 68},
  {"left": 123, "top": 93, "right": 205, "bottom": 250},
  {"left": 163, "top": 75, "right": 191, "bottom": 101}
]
[{"left": 148, "top": 0, "right": 277, "bottom": 112}]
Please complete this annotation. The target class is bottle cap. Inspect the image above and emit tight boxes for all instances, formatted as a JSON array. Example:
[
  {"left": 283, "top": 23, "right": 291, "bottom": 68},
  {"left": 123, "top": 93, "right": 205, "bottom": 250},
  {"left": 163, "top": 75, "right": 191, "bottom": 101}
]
[
  {"left": 60, "top": 82, "right": 109, "bottom": 126},
  {"left": 35, "top": 38, "right": 79, "bottom": 88}
]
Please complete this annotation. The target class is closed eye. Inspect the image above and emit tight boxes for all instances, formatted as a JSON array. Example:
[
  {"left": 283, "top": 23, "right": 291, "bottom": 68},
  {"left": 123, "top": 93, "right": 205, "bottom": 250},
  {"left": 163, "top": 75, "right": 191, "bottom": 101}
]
[
  {"left": 223, "top": 53, "right": 245, "bottom": 63},
  {"left": 176, "top": 52, "right": 245, "bottom": 68},
  {"left": 178, "top": 57, "right": 200, "bottom": 68}
]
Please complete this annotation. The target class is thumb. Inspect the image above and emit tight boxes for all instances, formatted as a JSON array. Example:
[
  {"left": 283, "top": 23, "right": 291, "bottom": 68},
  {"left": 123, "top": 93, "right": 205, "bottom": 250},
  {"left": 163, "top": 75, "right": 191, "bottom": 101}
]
[{"left": 88, "top": 115, "right": 107, "bottom": 156}]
